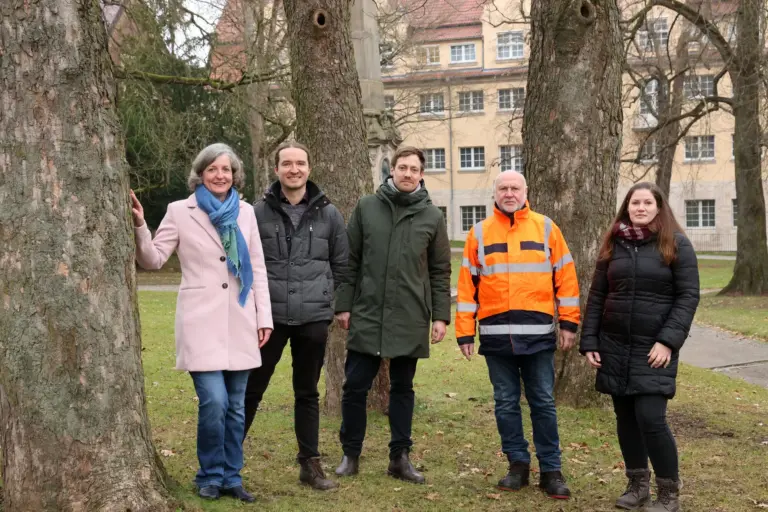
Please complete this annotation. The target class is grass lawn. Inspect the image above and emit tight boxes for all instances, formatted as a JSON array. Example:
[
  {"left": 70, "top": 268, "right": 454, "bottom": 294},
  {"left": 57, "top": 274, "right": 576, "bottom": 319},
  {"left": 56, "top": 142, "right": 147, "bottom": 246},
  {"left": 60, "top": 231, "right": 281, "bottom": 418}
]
[
  {"left": 696, "top": 295, "right": 768, "bottom": 341},
  {"left": 697, "top": 259, "right": 734, "bottom": 290},
  {"left": 139, "top": 292, "right": 768, "bottom": 511}
]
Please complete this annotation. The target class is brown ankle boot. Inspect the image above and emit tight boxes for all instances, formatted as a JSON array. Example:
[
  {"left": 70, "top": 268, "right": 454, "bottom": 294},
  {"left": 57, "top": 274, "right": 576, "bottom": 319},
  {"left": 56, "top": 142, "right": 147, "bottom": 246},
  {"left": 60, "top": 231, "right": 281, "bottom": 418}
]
[
  {"left": 387, "top": 450, "right": 425, "bottom": 484},
  {"left": 615, "top": 468, "right": 651, "bottom": 509},
  {"left": 299, "top": 457, "right": 339, "bottom": 490},
  {"left": 644, "top": 477, "right": 681, "bottom": 512}
]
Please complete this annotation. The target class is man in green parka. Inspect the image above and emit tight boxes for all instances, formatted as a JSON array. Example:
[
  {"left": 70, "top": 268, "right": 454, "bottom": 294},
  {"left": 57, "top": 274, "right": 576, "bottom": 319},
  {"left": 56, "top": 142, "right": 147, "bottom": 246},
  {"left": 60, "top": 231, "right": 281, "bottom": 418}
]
[{"left": 333, "top": 146, "right": 452, "bottom": 484}]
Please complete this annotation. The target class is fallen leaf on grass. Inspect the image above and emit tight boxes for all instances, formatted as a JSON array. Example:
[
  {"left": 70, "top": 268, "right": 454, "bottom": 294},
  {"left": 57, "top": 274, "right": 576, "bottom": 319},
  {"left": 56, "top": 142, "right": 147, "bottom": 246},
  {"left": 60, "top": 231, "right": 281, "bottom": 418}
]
[
  {"left": 425, "top": 493, "right": 440, "bottom": 501},
  {"left": 486, "top": 493, "right": 501, "bottom": 500},
  {"left": 160, "top": 449, "right": 175, "bottom": 457},
  {"left": 445, "top": 392, "right": 458, "bottom": 398}
]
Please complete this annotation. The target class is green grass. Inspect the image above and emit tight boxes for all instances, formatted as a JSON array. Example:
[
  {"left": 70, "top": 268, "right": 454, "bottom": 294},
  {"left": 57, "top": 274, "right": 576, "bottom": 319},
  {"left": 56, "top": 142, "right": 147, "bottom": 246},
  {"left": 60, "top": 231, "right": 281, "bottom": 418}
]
[
  {"left": 450, "top": 240, "right": 466, "bottom": 248},
  {"left": 139, "top": 292, "right": 768, "bottom": 511},
  {"left": 696, "top": 295, "right": 768, "bottom": 341},
  {"left": 697, "top": 259, "right": 734, "bottom": 290}
]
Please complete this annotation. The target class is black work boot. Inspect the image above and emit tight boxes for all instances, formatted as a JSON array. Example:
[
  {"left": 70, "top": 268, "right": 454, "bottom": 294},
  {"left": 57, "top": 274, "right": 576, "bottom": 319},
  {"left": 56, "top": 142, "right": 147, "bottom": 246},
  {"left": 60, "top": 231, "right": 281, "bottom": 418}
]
[
  {"left": 197, "top": 486, "right": 220, "bottom": 500},
  {"left": 220, "top": 486, "right": 256, "bottom": 503},
  {"left": 644, "top": 477, "right": 681, "bottom": 512},
  {"left": 387, "top": 450, "right": 425, "bottom": 484},
  {"left": 616, "top": 468, "right": 651, "bottom": 509},
  {"left": 497, "top": 460, "right": 530, "bottom": 492},
  {"left": 335, "top": 454, "right": 360, "bottom": 477},
  {"left": 539, "top": 470, "right": 571, "bottom": 499},
  {"left": 299, "top": 457, "right": 339, "bottom": 490}
]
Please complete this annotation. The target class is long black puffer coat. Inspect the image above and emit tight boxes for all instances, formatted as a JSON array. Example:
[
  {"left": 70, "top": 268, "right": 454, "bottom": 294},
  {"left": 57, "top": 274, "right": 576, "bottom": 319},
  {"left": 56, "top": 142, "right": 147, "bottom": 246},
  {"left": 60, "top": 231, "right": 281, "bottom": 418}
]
[{"left": 579, "top": 233, "right": 700, "bottom": 398}]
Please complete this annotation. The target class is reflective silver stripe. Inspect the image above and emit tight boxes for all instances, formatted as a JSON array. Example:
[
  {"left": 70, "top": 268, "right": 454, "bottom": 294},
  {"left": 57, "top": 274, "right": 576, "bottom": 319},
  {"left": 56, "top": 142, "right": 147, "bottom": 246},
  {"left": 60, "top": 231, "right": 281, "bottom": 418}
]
[
  {"left": 461, "top": 257, "right": 479, "bottom": 276},
  {"left": 456, "top": 302, "right": 478, "bottom": 313},
  {"left": 475, "top": 221, "right": 486, "bottom": 268},
  {"left": 556, "top": 297, "right": 580, "bottom": 307},
  {"left": 482, "top": 262, "right": 552, "bottom": 275},
  {"left": 553, "top": 253, "right": 574, "bottom": 271},
  {"left": 480, "top": 324, "right": 556, "bottom": 335},
  {"left": 543, "top": 216, "right": 552, "bottom": 264}
]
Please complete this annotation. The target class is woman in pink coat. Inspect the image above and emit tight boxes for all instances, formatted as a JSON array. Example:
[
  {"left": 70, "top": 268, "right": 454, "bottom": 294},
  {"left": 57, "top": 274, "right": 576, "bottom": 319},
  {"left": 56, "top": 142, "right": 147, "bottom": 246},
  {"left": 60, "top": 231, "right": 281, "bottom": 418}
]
[{"left": 131, "top": 143, "right": 272, "bottom": 503}]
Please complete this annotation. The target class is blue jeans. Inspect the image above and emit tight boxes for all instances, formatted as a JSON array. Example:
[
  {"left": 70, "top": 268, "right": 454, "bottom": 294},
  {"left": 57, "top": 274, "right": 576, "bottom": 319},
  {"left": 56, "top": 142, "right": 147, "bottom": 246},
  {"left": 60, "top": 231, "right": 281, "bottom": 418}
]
[
  {"left": 190, "top": 370, "right": 250, "bottom": 489},
  {"left": 484, "top": 349, "right": 562, "bottom": 472}
]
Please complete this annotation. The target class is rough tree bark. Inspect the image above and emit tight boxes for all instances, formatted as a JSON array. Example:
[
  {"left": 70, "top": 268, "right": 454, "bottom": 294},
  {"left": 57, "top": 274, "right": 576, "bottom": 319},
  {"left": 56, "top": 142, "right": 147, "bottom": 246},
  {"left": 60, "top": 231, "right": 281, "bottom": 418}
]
[
  {"left": 524, "top": 0, "right": 623, "bottom": 406},
  {"left": 721, "top": 0, "right": 768, "bottom": 294},
  {"left": 282, "top": 0, "right": 384, "bottom": 415},
  {"left": 0, "top": 1, "right": 171, "bottom": 511}
]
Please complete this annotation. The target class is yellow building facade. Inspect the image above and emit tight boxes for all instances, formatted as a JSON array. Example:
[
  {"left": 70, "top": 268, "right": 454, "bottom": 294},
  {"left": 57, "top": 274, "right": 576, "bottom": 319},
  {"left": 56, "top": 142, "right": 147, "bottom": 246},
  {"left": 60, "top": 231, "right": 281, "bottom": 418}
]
[{"left": 382, "top": 0, "right": 766, "bottom": 250}]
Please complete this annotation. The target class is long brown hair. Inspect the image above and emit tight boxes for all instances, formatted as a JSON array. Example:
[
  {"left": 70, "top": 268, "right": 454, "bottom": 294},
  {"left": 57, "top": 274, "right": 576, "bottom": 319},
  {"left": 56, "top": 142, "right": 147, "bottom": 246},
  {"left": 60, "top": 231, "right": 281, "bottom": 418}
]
[{"left": 598, "top": 182, "right": 684, "bottom": 265}]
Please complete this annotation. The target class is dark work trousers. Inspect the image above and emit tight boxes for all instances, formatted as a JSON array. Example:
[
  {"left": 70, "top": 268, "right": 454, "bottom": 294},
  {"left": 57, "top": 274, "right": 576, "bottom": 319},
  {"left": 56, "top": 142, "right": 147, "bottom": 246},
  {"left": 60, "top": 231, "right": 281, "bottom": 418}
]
[
  {"left": 243, "top": 321, "right": 329, "bottom": 462},
  {"left": 339, "top": 350, "right": 419, "bottom": 460},
  {"left": 612, "top": 394, "right": 679, "bottom": 480}
]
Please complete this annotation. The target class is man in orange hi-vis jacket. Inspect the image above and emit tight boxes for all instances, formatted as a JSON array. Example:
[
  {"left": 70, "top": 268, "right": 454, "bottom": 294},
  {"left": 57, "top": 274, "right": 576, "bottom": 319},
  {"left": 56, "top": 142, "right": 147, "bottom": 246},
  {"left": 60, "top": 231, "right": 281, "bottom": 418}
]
[{"left": 455, "top": 170, "right": 580, "bottom": 501}]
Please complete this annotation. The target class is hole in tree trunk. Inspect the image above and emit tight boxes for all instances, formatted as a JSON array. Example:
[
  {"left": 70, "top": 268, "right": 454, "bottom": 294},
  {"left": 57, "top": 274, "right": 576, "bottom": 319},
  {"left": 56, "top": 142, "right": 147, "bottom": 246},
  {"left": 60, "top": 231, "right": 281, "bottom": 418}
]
[
  {"left": 314, "top": 9, "right": 328, "bottom": 28},
  {"left": 579, "top": 0, "right": 595, "bottom": 21}
]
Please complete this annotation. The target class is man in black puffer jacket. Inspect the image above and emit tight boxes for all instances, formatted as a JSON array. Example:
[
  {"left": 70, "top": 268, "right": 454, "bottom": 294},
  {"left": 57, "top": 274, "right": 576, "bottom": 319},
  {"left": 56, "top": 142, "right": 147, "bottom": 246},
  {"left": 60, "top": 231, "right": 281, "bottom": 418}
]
[{"left": 245, "top": 141, "right": 348, "bottom": 491}]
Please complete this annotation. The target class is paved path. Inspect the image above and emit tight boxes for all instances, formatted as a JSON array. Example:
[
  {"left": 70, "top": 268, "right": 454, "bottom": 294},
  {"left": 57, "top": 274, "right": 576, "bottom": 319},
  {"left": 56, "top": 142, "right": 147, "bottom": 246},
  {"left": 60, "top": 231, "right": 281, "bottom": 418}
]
[
  {"left": 681, "top": 324, "right": 768, "bottom": 388},
  {"left": 696, "top": 254, "right": 736, "bottom": 260}
]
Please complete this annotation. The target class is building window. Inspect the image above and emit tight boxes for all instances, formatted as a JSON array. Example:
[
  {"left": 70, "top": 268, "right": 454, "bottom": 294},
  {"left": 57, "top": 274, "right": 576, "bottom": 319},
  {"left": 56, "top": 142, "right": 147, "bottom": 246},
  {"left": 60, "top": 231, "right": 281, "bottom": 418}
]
[
  {"left": 424, "top": 148, "right": 446, "bottom": 171},
  {"left": 683, "top": 75, "right": 714, "bottom": 99},
  {"left": 638, "top": 18, "right": 669, "bottom": 51},
  {"left": 684, "top": 135, "right": 715, "bottom": 161},
  {"left": 732, "top": 198, "right": 738, "bottom": 227},
  {"left": 419, "top": 93, "right": 444, "bottom": 114},
  {"left": 640, "top": 139, "right": 658, "bottom": 162},
  {"left": 498, "top": 88, "right": 525, "bottom": 111},
  {"left": 497, "top": 31, "right": 524, "bottom": 60},
  {"left": 500, "top": 145, "right": 524, "bottom": 172},
  {"left": 384, "top": 95, "right": 395, "bottom": 111},
  {"left": 459, "top": 147, "right": 485, "bottom": 170},
  {"left": 417, "top": 45, "right": 440, "bottom": 66},
  {"left": 461, "top": 205, "right": 486, "bottom": 232},
  {"left": 685, "top": 199, "right": 716, "bottom": 228},
  {"left": 450, "top": 43, "right": 476, "bottom": 63},
  {"left": 458, "top": 91, "right": 484, "bottom": 112},
  {"left": 639, "top": 79, "right": 658, "bottom": 114}
]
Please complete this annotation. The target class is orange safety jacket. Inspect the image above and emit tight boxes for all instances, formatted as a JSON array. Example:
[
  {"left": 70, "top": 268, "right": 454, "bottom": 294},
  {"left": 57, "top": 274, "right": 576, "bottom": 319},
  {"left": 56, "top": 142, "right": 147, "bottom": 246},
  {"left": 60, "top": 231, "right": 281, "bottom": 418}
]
[{"left": 455, "top": 202, "right": 580, "bottom": 356}]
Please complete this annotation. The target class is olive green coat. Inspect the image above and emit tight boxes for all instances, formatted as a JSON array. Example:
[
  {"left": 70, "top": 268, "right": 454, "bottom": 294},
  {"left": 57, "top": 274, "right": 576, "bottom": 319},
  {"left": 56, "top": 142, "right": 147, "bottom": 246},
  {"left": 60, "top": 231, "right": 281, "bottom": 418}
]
[{"left": 335, "top": 182, "right": 452, "bottom": 358}]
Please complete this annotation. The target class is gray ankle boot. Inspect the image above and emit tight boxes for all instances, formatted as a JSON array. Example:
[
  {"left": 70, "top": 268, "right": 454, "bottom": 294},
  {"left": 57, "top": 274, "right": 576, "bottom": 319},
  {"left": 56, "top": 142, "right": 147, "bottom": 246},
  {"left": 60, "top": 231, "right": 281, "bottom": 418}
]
[
  {"left": 644, "top": 477, "right": 681, "bottom": 512},
  {"left": 615, "top": 468, "right": 651, "bottom": 509}
]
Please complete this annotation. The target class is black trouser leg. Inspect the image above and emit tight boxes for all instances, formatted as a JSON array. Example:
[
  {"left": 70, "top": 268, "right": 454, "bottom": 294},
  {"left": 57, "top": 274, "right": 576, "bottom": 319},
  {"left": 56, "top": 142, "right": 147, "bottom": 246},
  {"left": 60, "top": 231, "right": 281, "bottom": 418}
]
[{"left": 243, "top": 324, "right": 290, "bottom": 440}]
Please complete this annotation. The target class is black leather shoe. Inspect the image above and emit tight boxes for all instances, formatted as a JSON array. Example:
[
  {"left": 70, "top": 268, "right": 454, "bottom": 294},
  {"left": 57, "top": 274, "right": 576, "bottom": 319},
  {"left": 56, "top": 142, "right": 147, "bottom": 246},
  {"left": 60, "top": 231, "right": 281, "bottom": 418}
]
[
  {"left": 387, "top": 451, "right": 425, "bottom": 484},
  {"left": 221, "top": 485, "right": 256, "bottom": 503},
  {"left": 497, "top": 461, "right": 530, "bottom": 492},
  {"left": 300, "top": 457, "right": 339, "bottom": 490},
  {"left": 198, "top": 486, "right": 220, "bottom": 500},
  {"left": 335, "top": 454, "right": 360, "bottom": 477},
  {"left": 539, "top": 470, "right": 571, "bottom": 499}
]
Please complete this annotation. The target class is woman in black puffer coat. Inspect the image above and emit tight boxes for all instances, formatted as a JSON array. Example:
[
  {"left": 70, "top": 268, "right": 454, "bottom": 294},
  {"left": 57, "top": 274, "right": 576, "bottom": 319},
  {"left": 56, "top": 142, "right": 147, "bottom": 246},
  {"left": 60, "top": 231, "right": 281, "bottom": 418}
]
[{"left": 580, "top": 182, "right": 699, "bottom": 512}]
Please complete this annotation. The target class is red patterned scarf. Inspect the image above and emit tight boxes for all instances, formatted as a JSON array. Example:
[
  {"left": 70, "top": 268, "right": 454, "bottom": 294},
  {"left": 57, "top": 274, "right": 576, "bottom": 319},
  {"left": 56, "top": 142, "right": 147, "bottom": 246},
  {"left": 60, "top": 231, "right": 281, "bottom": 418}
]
[{"left": 612, "top": 221, "right": 652, "bottom": 241}]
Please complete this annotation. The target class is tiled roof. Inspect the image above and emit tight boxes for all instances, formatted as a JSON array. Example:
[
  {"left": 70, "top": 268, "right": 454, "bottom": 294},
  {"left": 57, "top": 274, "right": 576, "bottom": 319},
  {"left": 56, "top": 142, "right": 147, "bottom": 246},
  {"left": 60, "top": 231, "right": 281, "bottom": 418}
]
[
  {"left": 399, "top": 0, "right": 486, "bottom": 28},
  {"left": 414, "top": 24, "right": 483, "bottom": 42}
]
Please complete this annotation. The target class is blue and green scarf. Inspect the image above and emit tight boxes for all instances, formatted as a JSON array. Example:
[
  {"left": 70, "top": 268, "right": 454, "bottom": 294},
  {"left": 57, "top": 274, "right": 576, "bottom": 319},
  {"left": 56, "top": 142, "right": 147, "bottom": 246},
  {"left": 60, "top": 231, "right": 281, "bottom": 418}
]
[{"left": 195, "top": 185, "right": 253, "bottom": 307}]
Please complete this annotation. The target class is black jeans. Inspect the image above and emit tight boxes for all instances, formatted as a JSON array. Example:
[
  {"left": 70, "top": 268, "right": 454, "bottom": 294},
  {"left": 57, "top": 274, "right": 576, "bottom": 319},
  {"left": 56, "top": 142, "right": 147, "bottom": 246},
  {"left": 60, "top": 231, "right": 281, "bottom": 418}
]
[
  {"left": 243, "top": 321, "right": 329, "bottom": 461},
  {"left": 339, "top": 350, "right": 418, "bottom": 459},
  {"left": 612, "top": 394, "right": 679, "bottom": 480}
]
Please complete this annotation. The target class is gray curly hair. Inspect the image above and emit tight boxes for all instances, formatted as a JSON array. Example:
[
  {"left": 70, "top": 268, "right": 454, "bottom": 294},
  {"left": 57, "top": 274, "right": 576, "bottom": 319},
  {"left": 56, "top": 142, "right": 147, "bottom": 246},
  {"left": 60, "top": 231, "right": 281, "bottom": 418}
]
[{"left": 187, "top": 143, "right": 246, "bottom": 192}]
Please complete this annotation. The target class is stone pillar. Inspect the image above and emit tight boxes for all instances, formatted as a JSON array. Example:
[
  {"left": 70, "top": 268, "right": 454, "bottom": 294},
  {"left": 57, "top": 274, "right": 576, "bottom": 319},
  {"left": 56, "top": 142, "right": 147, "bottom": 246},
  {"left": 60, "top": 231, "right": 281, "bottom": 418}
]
[{"left": 350, "top": 0, "right": 402, "bottom": 186}]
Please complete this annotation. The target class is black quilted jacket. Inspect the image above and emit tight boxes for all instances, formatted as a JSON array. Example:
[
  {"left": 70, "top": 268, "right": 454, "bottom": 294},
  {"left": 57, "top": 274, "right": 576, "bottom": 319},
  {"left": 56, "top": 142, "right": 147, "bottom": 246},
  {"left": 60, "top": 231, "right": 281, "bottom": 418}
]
[{"left": 579, "top": 233, "right": 700, "bottom": 398}]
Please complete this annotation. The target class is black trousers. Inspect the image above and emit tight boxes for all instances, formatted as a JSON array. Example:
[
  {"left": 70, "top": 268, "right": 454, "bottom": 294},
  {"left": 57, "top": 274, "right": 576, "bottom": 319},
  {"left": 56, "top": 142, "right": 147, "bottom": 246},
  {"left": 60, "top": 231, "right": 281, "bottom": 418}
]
[
  {"left": 612, "top": 394, "right": 679, "bottom": 480},
  {"left": 339, "top": 350, "right": 418, "bottom": 459},
  {"left": 243, "top": 321, "right": 328, "bottom": 461}
]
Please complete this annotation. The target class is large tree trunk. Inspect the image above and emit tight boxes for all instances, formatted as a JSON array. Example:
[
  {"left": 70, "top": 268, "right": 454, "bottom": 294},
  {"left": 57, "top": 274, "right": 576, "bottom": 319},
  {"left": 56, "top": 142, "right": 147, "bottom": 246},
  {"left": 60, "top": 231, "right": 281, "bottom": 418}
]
[
  {"left": 523, "top": 0, "right": 623, "bottom": 406},
  {"left": 0, "top": 1, "right": 171, "bottom": 510},
  {"left": 721, "top": 0, "right": 768, "bottom": 295},
  {"left": 282, "top": 0, "right": 383, "bottom": 414}
]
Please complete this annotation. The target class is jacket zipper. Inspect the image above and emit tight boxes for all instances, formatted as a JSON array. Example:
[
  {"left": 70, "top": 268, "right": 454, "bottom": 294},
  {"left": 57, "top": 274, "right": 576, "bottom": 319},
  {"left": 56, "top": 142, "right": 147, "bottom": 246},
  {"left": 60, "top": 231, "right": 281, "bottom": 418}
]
[
  {"left": 309, "top": 223, "right": 313, "bottom": 255},
  {"left": 275, "top": 224, "right": 282, "bottom": 257}
]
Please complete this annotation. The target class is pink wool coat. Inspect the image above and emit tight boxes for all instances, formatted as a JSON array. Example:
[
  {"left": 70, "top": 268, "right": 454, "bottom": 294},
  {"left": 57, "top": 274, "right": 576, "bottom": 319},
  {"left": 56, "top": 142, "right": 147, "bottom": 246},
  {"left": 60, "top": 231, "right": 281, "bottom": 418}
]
[{"left": 134, "top": 194, "right": 273, "bottom": 372}]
